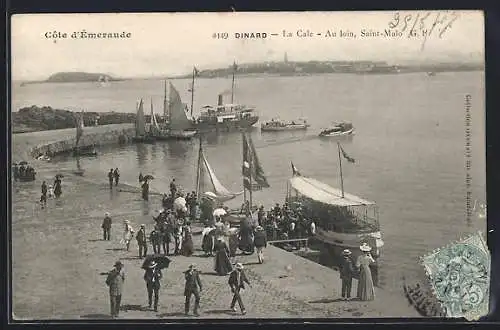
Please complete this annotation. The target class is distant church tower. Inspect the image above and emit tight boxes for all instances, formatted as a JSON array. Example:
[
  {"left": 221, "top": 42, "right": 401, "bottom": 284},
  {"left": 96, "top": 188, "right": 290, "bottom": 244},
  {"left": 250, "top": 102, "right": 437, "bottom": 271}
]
[{"left": 284, "top": 52, "right": 288, "bottom": 63}]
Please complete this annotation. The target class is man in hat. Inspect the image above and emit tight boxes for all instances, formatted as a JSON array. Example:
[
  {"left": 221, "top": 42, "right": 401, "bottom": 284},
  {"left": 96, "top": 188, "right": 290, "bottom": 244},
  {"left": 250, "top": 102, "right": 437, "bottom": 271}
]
[
  {"left": 170, "top": 178, "right": 177, "bottom": 197},
  {"left": 339, "top": 249, "right": 355, "bottom": 300},
  {"left": 144, "top": 260, "right": 163, "bottom": 311},
  {"left": 184, "top": 264, "right": 202, "bottom": 316},
  {"left": 136, "top": 224, "right": 148, "bottom": 258},
  {"left": 228, "top": 263, "right": 251, "bottom": 315},
  {"left": 150, "top": 225, "right": 161, "bottom": 254},
  {"left": 257, "top": 205, "right": 265, "bottom": 226},
  {"left": 105, "top": 261, "right": 125, "bottom": 318},
  {"left": 102, "top": 212, "right": 112, "bottom": 241}
]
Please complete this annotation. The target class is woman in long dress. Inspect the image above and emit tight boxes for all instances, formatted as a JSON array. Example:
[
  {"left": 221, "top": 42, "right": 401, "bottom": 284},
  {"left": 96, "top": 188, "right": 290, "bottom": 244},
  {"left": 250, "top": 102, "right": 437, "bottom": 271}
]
[
  {"left": 181, "top": 222, "right": 194, "bottom": 256},
  {"left": 122, "top": 220, "right": 135, "bottom": 251},
  {"left": 238, "top": 218, "right": 255, "bottom": 254},
  {"left": 201, "top": 226, "right": 216, "bottom": 256},
  {"left": 356, "top": 243, "right": 376, "bottom": 301},
  {"left": 214, "top": 237, "right": 233, "bottom": 275}
]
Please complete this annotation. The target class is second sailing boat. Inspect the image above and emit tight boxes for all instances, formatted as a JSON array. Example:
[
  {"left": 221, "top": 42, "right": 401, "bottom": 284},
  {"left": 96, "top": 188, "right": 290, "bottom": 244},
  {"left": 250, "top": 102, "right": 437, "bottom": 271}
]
[{"left": 194, "top": 136, "right": 243, "bottom": 202}]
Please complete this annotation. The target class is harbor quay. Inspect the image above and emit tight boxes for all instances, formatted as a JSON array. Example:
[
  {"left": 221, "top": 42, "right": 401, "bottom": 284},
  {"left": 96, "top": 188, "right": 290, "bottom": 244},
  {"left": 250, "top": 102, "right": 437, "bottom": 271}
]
[{"left": 11, "top": 128, "right": 420, "bottom": 319}]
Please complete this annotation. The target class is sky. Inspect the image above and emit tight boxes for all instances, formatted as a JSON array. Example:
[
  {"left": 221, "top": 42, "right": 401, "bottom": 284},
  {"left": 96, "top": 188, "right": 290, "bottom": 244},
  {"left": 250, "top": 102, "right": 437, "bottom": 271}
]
[{"left": 11, "top": 11, "right": 484, "bottom": 81}]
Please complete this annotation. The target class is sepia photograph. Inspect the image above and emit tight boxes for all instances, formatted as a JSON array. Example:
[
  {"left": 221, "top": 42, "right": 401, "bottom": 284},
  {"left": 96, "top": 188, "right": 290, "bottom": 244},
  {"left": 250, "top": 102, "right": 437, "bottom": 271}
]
[{"left": 10, "top": 11, "right": 487, "bottom": 320}]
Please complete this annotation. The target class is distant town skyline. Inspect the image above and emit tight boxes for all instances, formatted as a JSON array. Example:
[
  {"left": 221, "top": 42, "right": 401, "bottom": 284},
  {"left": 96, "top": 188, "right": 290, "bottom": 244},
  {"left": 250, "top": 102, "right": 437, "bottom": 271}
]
[{"left": 11, "top": 11, "right": 484, "bottom": 81}]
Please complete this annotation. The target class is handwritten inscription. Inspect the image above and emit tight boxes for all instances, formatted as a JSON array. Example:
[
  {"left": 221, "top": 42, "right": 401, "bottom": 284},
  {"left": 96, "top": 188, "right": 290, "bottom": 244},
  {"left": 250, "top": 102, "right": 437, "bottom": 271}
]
[{"left": 387, "top": 11, "right": 460, "bottom": 49}]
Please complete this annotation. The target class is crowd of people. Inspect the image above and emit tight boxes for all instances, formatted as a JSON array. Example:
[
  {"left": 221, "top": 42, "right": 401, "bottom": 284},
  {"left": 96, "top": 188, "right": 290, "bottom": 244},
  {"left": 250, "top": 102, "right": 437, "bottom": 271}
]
[
  {"left": 255, "top": 202, "right": 316, "bottom": 249},
  {"left": 13, "top": 162, "right": 36, "bottom": 181},
  {"left": 100, "top": 178, "right": 270, "bottom": 317}
]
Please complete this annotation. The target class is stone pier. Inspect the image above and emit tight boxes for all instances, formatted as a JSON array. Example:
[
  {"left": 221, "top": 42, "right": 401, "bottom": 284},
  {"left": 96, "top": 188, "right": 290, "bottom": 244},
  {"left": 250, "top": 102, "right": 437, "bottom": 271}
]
[{"left": 12, "top": 123, "right": 135, "bottom": 160}]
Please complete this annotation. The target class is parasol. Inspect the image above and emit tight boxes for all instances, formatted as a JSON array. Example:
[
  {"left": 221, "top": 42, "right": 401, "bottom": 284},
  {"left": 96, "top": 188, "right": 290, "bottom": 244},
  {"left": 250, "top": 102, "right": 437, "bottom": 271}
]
[
  {"left": 173, "top": 197, "right": 187, "bottom": 212},
  {"left": 141, "top": 254, "right": 172, "bottom": 269},
  {"left": 204, "top": 191, "right": 217, "bottom": 199},
  {"left": 143, "top": 174, "right": 155, "bottom": 181},
  {"left": 19, "top": 161, "right": 28, "bottom": 165},
  {"left": 213, "top": 208, "right": 227, "bottom": 217}
]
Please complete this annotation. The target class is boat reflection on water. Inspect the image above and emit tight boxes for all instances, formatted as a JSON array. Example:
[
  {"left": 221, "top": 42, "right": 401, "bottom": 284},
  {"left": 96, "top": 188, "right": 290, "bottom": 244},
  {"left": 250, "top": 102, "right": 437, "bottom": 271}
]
[
  {"left": 136, "top": 143, "right": 148, "bottom": 167},
  {"left": 163, "top": 139, "right": 191, "bottom": 160}
]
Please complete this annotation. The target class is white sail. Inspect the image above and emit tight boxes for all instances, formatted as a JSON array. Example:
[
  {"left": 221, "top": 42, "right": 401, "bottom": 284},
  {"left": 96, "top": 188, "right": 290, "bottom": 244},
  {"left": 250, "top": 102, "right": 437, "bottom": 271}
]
[
  {"left": 136, "top": 99, "right": 146, "bottom": 136},
  {"left": 169, "top": 82, "right": 193, "bottom": 131},
  {"left": 198, "top": 145, "right": 243, "bottom": 202},
  {"left": 75, "top": 111, "right": 84, "bottom": 146}
]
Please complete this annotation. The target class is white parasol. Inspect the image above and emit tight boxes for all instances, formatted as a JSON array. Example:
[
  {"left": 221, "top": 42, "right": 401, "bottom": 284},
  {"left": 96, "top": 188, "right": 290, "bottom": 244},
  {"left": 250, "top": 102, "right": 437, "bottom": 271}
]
[
  {"left": 213, "top": 208, "right": 227, "bottom": 217},
  {"left": 173, "top": 197, "right": 187, "bottom": 213}
]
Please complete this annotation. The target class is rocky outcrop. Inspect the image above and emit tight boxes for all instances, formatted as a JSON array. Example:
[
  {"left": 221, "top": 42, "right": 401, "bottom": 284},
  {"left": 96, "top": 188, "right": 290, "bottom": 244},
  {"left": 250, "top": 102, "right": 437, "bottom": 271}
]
[
  {"left": 13, "top": 106, "right": 137, "bottom": 133},
  {"left": 45, "top": 72, "right": 120, "bottom": 83}
]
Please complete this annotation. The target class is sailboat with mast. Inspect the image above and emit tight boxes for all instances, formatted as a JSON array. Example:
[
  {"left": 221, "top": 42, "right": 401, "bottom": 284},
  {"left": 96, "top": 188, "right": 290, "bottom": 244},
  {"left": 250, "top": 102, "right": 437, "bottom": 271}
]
[
  {"left": 132, "top": 98, "right": 155, "bottom": 143},
  {"left": 149, "top": 98, "right": 161, "bottom": 137},
  {"left": 195, "top": 136, "right": 243, "bottom": 202},
  {"left": 193, "top": 62, "right": 259, "bottom": 132},
  {"left": 285, "top": 143, "right": 383, "bottom": 283},
  {"left": 72, "top": 110, "right": 98, "bottom": 157},
  {"left": 156, "top": 82, "right": 197, "bottom": 140}
]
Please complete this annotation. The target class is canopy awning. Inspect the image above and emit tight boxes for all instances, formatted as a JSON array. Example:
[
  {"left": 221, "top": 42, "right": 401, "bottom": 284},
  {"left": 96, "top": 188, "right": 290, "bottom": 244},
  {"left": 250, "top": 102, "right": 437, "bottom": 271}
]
[{"left": 289, "top": 176, "right": 376, "bottom": 207}]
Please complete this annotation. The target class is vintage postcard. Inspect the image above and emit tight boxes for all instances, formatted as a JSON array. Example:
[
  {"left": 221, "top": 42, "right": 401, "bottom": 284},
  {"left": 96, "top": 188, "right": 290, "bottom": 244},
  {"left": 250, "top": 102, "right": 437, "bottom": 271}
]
[{"left": 10, "top": 11, "right": 486, "bottom": 320}]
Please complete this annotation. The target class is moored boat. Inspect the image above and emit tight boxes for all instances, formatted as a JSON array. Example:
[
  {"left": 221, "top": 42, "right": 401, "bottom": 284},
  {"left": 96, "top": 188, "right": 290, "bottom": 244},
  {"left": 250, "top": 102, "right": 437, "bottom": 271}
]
[
  {"left": 73, "top": 110, "right": 99, "bottom": 157},
  {"left": 133, "top": 99, "right": 156, "bottom": 144},
  {"left": 261, "top": 118, "right": 310, "bottom": 132},
  {"left": 286, "top": 144, "right": 382, "bottom": 284},
  {"left": 194, "top": 136, "right": 243, "bottom": 203},
  {"left": 154, "top": 82, "right": 197, "bottom": 140},
  {"left": 319, "top": 122, "right": 354, "bottom": 137},
  {"left": 192, "top": 63, "right": 259, "bottom": 132}
]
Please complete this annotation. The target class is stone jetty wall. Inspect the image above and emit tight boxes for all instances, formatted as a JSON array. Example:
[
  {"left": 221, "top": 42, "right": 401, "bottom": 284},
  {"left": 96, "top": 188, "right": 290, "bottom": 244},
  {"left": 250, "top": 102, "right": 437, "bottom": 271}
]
[{"left": 12, "top": 124, "right": 136, "bottom": 159}]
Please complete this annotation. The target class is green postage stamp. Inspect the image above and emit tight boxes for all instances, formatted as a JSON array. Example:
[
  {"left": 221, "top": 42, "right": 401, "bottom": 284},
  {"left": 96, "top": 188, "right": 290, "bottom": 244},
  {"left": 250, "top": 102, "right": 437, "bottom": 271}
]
[{"left": 422, "top": 232, "right": 490, "bottom": 320}]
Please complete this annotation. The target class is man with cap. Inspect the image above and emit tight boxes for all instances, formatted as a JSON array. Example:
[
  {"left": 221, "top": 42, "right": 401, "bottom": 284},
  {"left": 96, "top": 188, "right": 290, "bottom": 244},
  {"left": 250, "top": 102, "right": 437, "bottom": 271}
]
[
  {"left": 136, "top": 224, "right": 148, "bottom": 258},
  {"left": 105, "top": 261, "right": 125, "bottom": 318},
  {"left": 144, "top": 260, "right": 162, "bottom": 311},
  {"left": 228, "top": 263, "right": 251, "bottom": 315},
  {"left": 102, "top": 212, "right": 112, "bottom": 241},
  {"left": 339, "top": 249, "right": 355, "bottom": 300},
  {"left": 184, "top": 264, "right": 202, "bottom": 316}
]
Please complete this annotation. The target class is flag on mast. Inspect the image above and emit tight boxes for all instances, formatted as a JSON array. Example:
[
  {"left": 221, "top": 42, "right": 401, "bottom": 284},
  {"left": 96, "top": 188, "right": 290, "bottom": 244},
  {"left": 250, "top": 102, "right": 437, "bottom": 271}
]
[
  {"left": 339, "top": 144, "right": 355, "bottom": 163},
  {"left": 291, "top": 161, "right": 301, "bottom": 176},
  {"left": 242, "top": 133, "right": 270, "bottom": 190}
]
